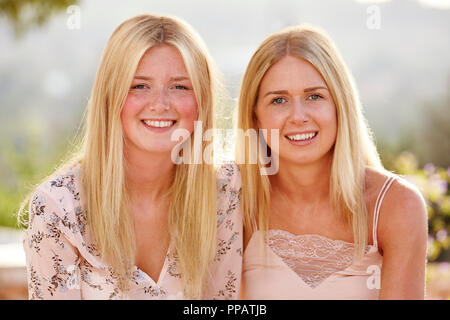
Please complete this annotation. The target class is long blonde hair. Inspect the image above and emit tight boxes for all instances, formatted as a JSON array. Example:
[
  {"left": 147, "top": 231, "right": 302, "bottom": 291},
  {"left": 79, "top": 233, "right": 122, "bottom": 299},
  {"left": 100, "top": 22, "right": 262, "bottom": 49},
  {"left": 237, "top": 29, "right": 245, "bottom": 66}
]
[
  {"left": 236, "top": 24, "right": 383, "bottom": 258},
  {"left": 18, "top": 14, "right": 219, "bottom": 298}
]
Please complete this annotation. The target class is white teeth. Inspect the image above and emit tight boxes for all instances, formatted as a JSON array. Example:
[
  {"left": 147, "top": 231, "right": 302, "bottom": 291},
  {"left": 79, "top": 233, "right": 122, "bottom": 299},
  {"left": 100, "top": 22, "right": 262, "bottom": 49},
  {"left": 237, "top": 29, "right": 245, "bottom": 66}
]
[
  {"left": 143, "top": 120, "right": 175, "bottom": 128},
  {"left": 287, "top": 132, "right": 317, "bottom": 141}
]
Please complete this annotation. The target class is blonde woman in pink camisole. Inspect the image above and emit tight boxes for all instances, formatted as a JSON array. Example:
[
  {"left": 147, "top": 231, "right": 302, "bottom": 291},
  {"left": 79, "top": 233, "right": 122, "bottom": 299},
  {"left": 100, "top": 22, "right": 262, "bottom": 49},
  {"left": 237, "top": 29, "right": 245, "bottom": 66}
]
[{"left": 236, "top": 24, "right": 428, "bottom": 299}]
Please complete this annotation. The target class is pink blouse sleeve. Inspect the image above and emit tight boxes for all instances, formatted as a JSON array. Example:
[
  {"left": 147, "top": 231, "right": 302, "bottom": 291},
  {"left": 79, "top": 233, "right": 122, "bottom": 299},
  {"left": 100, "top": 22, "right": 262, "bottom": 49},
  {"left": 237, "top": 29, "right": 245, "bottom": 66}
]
[
  {"left": 23, "top": 186, "right": 82, "bottom": 300},
  {"left": 204, "top": 162, "right": 243, "bottom": 299}
]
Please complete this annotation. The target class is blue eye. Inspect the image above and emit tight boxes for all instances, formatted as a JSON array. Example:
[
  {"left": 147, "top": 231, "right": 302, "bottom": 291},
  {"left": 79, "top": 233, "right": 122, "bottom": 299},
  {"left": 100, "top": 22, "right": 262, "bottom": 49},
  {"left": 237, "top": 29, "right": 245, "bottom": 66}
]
[
  {"left": 308, "top": 94, "right": 322, "bottom": 100},
  {"left": 132, "top": 84, "right": 147, "bottom": 89},
  {"left": 271, "top": 97, "right": 286, "bottom": 105},
  {"left": 174, "top": 85, "right": 188, "bottom": 90}
]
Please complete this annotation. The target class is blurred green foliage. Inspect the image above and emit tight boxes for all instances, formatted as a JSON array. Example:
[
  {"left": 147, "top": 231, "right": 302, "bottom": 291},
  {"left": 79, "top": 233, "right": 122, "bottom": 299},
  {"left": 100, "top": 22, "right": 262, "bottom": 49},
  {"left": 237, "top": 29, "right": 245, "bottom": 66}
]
[
  {"left": 0, "top": 0, "right": 79, "bottom": 36},
  {"left": 0, "top": 132, "right": 75, "bottom": 228}
]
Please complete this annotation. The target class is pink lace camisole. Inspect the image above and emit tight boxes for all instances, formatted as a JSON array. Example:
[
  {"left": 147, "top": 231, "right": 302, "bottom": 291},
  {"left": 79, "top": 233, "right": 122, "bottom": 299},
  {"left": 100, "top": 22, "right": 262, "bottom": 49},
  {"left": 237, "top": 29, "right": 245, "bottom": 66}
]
[{"left": 241, "top": 175, "right": 396, "bottom": 300}]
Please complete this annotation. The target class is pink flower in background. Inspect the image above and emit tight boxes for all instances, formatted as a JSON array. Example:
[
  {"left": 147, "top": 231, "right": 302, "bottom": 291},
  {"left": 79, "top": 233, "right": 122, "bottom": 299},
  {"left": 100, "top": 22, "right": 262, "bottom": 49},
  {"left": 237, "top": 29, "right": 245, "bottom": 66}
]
[
  {"left": 424, "top": 163, "right": 436, "bottom": 175},
  {"left": 436, "top": 230, "right": 448, "bottom": 243}
]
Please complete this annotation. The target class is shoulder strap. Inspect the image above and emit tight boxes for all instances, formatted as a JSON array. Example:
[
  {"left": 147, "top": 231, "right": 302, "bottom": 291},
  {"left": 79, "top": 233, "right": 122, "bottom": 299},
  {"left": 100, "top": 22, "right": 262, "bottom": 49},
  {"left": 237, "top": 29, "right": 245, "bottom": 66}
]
[{"left": 372, "top": 175, "right": 396, "bottom": 248}]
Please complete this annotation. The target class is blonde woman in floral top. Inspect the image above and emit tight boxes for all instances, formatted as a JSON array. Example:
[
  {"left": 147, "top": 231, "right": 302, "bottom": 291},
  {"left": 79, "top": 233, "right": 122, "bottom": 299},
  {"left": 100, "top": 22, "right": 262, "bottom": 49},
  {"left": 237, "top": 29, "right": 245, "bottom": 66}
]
[{"left": 19, "top": 14, "right": 242, "bottom": 300}]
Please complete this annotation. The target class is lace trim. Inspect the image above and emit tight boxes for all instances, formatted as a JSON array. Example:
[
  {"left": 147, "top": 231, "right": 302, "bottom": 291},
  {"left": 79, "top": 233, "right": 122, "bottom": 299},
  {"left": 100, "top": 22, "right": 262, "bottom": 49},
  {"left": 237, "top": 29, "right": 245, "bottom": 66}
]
[{"left": 267, "top": 230, "right": 367, "bottom": 288}]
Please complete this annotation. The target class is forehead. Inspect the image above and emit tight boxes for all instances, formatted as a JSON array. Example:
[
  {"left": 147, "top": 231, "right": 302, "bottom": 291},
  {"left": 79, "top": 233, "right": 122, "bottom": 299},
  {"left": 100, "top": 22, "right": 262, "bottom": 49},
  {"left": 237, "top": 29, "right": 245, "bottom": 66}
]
[
  {"left": 259, "top": 55, "right": 326, "bottom": 92},
  {"left": 135, "top": 44, "right": 188, "bottom": 75}
]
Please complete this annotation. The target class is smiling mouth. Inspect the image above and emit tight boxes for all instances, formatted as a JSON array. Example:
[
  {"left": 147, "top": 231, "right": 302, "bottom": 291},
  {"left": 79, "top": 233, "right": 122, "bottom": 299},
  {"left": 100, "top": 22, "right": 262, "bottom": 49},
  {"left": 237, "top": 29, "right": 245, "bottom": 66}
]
[
  {"left": 285, "top": 132, "right": 318, "bottom": 141},
  {"left": 142, "top": 120, "right": 177, "bottom": 128}
]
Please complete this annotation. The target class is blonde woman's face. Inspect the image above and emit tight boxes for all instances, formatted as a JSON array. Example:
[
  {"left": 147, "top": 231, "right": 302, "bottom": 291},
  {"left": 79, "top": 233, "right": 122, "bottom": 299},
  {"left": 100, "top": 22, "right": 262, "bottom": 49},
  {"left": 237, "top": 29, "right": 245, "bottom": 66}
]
[
  {"left": 121, "top": 44, "right": 198, "bottom": 155},
  {"left": 255, "top": 55, "right": 337, "bottom": 166}
]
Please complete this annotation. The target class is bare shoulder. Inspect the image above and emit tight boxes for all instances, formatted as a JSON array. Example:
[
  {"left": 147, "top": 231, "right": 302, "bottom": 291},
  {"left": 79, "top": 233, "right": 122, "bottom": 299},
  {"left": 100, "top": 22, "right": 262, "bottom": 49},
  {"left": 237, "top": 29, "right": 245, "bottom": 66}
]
[
  {"left": 364, "top": 167, "right": 391, "bottom": 196},
  {"left": 365, "top": 167, "right": 425, "bottom": 208},
  {"left": 366, "top": 167, "right": 428, "bottom": 250}
]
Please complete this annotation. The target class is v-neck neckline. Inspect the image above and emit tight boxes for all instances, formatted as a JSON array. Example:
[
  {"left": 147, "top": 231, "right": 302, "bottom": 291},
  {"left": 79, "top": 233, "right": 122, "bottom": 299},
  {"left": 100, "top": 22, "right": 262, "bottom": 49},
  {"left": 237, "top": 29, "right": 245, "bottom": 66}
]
[{"left": 134, "top": 241, "right": 173, "bottom": 286}]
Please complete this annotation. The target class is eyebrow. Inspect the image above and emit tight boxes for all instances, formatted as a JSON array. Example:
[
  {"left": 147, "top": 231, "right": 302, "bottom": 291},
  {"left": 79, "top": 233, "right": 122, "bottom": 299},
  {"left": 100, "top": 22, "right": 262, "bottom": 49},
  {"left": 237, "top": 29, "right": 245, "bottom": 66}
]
[
  {"left": 133, "top": 75, "right": 190, "bottom": 81},
  {"left": 170, "top": 76, "right": 190, "bottom": 81},
  {"left": 263, "top": 86, "right": 328, "bottom": 97},
  {"left": 263, "top": 90, "right": 288, "bottom": 97},
  {"left": 304, "top": 86, "right": 328, "bottom": 92}
]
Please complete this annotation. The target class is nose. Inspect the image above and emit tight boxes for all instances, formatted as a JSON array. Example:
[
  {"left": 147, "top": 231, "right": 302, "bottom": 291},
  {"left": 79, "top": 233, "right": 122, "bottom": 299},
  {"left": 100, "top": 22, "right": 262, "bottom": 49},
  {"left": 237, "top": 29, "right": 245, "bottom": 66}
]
[
  {"left": 149, "top": 87, "right": 170, "bottom": 112},
  {"left": 289, "top": 98, "right": 309, "bottom": 124}
]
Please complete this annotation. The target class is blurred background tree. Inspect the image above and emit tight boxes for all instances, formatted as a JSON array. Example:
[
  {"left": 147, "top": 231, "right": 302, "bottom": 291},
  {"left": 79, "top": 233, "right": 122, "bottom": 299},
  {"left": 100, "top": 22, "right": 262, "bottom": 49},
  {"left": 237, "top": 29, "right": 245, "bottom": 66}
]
[
  {"left": 0, "top": 0, "right": 78, "bottom": 37},
  {"left": 417, "top": 98, "right": 450, "bottom": 168},
  {"left": 379, "top": 90, "right": 450, "bottom": 170}
]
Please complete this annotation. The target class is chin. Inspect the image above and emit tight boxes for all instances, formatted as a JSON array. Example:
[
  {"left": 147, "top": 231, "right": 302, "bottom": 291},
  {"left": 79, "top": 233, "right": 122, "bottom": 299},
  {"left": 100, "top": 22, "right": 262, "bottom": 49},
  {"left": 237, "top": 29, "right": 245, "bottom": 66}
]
[
  {"left": 141, "top": 143, "right": 177, "bottom": 154},
  {"left": 279, "top": 152, "right": 322, "bottom": 166}
]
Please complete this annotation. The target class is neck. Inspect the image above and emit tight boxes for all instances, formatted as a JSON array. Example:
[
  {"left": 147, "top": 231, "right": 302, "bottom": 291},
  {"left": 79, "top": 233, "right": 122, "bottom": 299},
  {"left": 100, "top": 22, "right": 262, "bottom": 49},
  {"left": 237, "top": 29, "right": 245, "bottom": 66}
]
[
  {"left": 270, "top": 153, "right": 333, "bottom": 204},
  {"left": 124, "top": 147, "right": 175, "bottom": 203}
]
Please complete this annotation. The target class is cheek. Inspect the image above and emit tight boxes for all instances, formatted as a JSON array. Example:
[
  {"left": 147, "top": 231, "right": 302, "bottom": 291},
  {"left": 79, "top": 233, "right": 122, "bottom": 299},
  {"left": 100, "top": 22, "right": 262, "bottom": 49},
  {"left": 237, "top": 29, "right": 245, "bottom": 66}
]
[
  {"left": 255, "top": 105, "right": 282, "bottom": 130},
  {"left": 257, "top": 109, "right": 287, "bottom": 151},
  {"left": 121, "top": 94, "right": 142, "bottom": 121},
  {"left": 319, "top": 103, "right": 338, "bottom": 142},
  {"left": 255, "top": 106, "right": 282, "bottom": 150},
  {"left": 120, "top": 94, "right": 143, "bottom": 137},
  {"left": 175, "top": 95, "right": 198, "bottom": 131}
]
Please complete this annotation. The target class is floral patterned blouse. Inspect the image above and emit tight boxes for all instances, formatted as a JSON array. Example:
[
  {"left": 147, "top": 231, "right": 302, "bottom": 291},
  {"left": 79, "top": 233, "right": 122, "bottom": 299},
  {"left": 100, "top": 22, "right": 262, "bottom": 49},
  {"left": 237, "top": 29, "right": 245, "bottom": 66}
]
[{"left": 23, "top": 162, "right": 242, "bottom": 300}]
